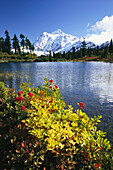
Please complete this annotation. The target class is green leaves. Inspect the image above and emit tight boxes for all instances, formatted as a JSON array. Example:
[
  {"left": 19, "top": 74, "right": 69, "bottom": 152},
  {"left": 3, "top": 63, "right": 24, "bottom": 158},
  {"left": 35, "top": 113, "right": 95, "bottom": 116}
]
[{"left": 0, "top": 80, "right": 112, "bottom": 169}]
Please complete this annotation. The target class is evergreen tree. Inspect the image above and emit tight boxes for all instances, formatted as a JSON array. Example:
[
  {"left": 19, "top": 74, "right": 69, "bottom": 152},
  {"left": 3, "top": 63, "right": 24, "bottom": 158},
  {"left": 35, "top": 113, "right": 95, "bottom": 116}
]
[
  {"left": 25, "top": 37, "right": 34, "bottom": 54},
  {"left": 31, "top": 44, "right": 34, "bottom": 51},
  {"left": 0, "top": 37, "right": 5, "bottom": 52},
  {"left": 67, "top": 51, "right": 71, "bottom": 59},
  {"left": 20, "top": 34, "right": 25, "bottom": 53},
  {"left": 18, "top": 45, "right": 21, "bottom": 55},
  {"left": 4, "top": 30, "right": 11, "bottom": 54},
  {"left": 79, "top": 48, "right": 83, "bottom": 58},
  {"left": 62, "top": 51, "right": 66, "bottom": 58},
  {"left": 103, "top": 45, "right": 109, "bottom": 58},
  {"left": 81, "top": 38, "right": 86, "bottom": 57},
  {"left": 72, "top": 47, "right": 75, "bottom": 53},
  {"left": 20, "top": 34, "right": 25, "bottom": 40},
  {"left": 96, "top": 46, "right": 100, "bottom": 56},
  {"left": 72, "top": 47, "right": 75, "bottom": 59},
  {"left": 87, "top": 47, "right": 91, "bottom": 57},
  {"left": 49, "top": 50, "right": 53, "bottom": 57},
  {"left": 12, "top": 34, "right": 20, "bottom": 54},
  {"left": 76, "top": 48, "right": 82, "bottom": 58},
  {"left": 109, "top": 39, "right": 113, "bottom": 53},
  {"left": 25, "top": 37, "right": 31, "bottom": 50}
]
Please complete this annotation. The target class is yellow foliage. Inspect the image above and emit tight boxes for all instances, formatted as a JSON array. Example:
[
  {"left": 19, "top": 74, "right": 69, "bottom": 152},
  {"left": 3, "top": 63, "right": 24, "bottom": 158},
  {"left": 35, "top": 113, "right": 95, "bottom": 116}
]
[{"left": 22, "top": 79, "right": 111, "bottom": 158}]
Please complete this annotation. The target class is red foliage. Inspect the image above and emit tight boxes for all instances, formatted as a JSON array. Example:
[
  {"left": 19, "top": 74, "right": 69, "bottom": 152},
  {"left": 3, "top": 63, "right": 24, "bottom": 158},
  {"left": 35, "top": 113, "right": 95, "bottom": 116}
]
[
  {"left": 49, "top": 79, "right": 53, "bottom": 83},
  {"left": 78, "top": 102, "right": 85, "bottom": 110},
  {"left": 28, "top": 92, "right": 34, "bottom": 97},
  {"left": 16, "top": 96, "right": 24, "bottom": 102},
  {"left": 48, "top": 109, "right": 54, "bottom": 114},
  {"left": 54, "top": 85, "right": 58, "bottom": 89},
  {"left": 17, "top": 91, "right": 24, "bottom": 96},
  {"left": 94, "top": 163, "right": 101, "bottom": 169},
  {"left": 21, "top": 140, "right": 27, "bottom": 148},
  {"left": 49, "top": 98, "right": 53, "bottom": 104},
  {"left": 22, "top": 106, "right": 26, "bottom": 110}
]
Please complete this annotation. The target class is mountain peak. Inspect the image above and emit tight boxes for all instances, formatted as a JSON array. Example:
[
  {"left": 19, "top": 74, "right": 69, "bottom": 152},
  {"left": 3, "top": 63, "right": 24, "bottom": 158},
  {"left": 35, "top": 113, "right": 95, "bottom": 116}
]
[
  {"left": 34, "top": 29, "right": 98, "bottom": 56},
  {"left": 52, "top": 29, "right": 64, "bottom": 35}
]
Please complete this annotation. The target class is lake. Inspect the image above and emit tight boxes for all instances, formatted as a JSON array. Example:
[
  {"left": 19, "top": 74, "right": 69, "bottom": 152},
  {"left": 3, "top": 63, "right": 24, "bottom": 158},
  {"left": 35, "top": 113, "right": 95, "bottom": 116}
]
[{"left": 0, "top": 61, "right": 113, "bottom": 141}]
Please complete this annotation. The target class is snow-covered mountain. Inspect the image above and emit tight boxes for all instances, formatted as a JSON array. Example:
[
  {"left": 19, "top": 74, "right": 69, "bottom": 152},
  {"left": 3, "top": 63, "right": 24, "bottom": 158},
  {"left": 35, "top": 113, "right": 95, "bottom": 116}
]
[{"left": 33, "top": 29, "right": 102, "bottom": 56}]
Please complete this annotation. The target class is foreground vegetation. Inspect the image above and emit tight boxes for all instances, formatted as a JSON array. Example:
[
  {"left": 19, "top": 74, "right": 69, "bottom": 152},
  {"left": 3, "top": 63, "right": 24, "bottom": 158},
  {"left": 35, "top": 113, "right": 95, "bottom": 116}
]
[{"left": 0, "top": 79, "right": 113, "bottom": 169}]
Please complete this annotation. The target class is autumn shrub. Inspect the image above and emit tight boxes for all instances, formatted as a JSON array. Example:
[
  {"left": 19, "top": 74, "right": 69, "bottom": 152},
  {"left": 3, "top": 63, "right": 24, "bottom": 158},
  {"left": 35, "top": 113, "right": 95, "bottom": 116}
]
[{"left": 0, "top": 79, "right": 113, "bottom": 169}]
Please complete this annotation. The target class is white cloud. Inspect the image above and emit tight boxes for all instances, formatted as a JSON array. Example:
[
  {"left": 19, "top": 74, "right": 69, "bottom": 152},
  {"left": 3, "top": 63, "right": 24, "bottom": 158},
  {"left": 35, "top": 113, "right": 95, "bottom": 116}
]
[
  {"left": 87, "top": 22, "right": 90, "bottom": 28},
  {"left": 85, "top": 15, "right": 113, "bottom": 45}
]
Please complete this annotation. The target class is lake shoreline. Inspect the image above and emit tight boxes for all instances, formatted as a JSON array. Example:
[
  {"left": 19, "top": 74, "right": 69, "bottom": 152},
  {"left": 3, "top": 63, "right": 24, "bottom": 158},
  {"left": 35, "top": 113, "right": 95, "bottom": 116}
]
[{"left": 0, "top": 57, "right": 112, "bottom": 63}]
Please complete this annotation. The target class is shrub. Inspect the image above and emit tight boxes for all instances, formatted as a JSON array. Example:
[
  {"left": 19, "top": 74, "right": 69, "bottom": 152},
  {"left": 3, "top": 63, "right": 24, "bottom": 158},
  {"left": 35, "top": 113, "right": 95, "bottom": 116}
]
[{"left": 0, "top": 79, "right": 112, "bottom": 169}]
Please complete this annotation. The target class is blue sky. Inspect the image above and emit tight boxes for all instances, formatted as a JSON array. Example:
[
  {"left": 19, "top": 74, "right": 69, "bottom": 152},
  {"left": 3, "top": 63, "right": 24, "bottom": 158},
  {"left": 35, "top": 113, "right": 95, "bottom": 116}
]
[{"left": 0, "top": 0, "right": 113, "bottom": 44}]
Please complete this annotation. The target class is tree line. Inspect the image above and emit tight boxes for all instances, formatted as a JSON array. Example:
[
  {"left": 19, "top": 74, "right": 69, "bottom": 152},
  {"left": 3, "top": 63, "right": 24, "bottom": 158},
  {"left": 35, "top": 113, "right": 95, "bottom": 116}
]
[
  {"left": 0, "top": 30, "right": 113, "bottom": 62},
  {"left": 35, "top": 38, "right": 113, "bottom": 62},
  {"left": 0, "top": 30, "right": 34, "bottom": 55},
  {"left": 53, "top": 38, "right": 113, "bottom": 60}
]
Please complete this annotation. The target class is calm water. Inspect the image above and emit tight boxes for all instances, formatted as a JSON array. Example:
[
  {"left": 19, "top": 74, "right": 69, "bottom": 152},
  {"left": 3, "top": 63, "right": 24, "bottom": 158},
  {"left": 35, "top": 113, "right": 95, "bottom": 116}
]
[{"left": 0, "top": 62, "right": 113, "bottom": 141}]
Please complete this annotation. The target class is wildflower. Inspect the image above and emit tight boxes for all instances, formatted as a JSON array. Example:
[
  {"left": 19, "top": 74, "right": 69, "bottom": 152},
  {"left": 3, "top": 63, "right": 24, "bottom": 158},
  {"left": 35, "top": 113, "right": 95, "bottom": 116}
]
[
  {"left": 49, "top": 98, "right": 53, "bottom": 104},
  {"left": 16, "top": 96, "right": 24, "bottom": 102},
  {"left": 48, "top": 109, "right": 53, "bottom": 114},
  {"left": 28, "top": 92, "right": 34, "bottom": 97},
  {"left": 49, "top": 86, "right": 52, "bottom": 89},
  {"left": 54, "top": 85, "right": 58, "bottom": 89},
  {"left": 49, "top": 79, "right": 53, "bottom": 83},
  {"left": 94, "top": 163, "right": 101, "bottom": 169},
  {"left": 18, "top": 91, "right": 24, "bottom": 96},
  {"left": 21, "top": 140, "right": 27, "bottom": 148},
  {"left": 78, "top": 102, "right": 85, "bottom": 110},
  {"left": 22, "top": 106, "right": 26, "bottom": 110}
]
